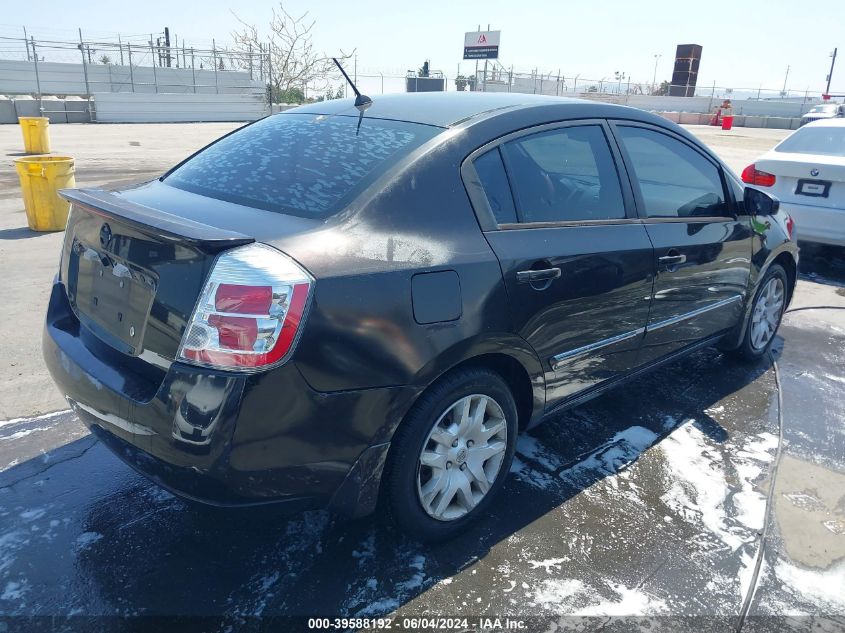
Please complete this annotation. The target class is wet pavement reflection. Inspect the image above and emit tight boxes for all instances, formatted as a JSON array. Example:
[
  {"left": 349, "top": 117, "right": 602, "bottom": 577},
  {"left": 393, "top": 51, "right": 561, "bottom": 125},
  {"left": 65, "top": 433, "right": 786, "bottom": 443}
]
[
  {"left": 0, "top": 349, "right": 781, "bottom": 621},
  {"left": 798, "top": 242, "right": 845, "bottom": 288}
]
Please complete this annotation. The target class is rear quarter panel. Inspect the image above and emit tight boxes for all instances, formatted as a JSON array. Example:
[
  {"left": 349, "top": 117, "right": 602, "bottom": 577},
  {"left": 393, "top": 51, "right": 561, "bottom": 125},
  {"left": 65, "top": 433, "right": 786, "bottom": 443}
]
[{"left": 263, "top": 126, "right": 530, "bottom": 396}]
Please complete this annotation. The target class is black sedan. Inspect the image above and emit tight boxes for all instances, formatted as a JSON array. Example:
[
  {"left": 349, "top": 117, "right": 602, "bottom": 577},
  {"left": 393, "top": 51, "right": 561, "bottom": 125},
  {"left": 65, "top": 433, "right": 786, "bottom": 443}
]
[{"left": 44, "top": 92, "right": 797, "bottom": 542}]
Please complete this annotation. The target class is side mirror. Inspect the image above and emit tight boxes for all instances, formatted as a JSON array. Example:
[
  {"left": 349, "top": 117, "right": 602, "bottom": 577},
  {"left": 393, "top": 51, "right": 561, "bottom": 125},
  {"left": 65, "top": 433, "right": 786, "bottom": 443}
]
[{"left": 744, "top": 187, "right": 780, "bottom": 216}]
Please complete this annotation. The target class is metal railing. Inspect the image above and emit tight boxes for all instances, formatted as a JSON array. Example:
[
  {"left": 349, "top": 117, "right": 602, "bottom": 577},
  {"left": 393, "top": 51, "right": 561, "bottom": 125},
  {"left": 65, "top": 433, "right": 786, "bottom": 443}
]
[
  {"left": 474, "top": 66, "right": 831, "bottom": 104},
  {"left": 3, "top": 32, "right": 837, "bottom": 122},
  {"left": 0, "top": 34, "right": 268, "bottom": 119}
]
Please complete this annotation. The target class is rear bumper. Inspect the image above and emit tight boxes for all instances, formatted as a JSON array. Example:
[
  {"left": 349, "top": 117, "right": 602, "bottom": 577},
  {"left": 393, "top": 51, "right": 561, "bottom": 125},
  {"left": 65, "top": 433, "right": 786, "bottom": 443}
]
[
  {"left": 43, "top": 281, "right": 414, "bottom": 515},
  {"left": 781, "top": 201, "right": 845, "bottom": 247}
]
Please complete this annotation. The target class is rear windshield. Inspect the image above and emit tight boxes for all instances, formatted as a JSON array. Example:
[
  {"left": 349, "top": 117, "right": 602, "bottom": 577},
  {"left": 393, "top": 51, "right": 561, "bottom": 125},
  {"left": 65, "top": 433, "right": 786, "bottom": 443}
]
[
  {"left": 807, "top": 104, "right": 837, "bottom": 114},
  {"left": 164, "top": 113, "right": 441, "bottom": 218},
  {"left": 775, "top": 126, "right": 845, "bottom": 157}
]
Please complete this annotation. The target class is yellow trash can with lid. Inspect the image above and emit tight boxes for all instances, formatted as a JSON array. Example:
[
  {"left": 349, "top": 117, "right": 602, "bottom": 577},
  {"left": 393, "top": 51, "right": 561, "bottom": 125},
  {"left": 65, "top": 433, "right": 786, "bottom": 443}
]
[
  {"left": 18, "top": 116, "right": 51, "bottom": 154},
  {"left": 14, "top": 155, "right": 76, "bottom": 231}
]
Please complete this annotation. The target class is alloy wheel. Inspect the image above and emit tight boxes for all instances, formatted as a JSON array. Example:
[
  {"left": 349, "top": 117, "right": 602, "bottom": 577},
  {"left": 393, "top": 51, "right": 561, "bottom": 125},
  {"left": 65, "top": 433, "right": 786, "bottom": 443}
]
[
  {"left": 750, "top": 276, "right": 785, "bottom": 351},
  {"left": 416, "top": 394, "right": 508, "bottom": 521}
]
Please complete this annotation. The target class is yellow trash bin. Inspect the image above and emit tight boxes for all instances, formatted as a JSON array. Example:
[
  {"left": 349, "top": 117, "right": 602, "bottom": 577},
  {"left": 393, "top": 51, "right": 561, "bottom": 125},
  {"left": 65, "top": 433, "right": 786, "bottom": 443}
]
[
  {"left": 14, "top": 155, "right": 76, "bottom": 232},
  {"left": 18, "top": 116, "right": 51, "bottom": 154}
]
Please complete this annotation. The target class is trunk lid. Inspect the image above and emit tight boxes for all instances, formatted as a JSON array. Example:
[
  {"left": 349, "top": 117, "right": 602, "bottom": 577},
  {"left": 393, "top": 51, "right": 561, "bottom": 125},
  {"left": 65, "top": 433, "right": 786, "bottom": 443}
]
[
  {"left": 59, "top": 185, "right": 319, "bottom": 367},
  {"left": 755, "top": 153, "right": 845, "bottom": 208}
]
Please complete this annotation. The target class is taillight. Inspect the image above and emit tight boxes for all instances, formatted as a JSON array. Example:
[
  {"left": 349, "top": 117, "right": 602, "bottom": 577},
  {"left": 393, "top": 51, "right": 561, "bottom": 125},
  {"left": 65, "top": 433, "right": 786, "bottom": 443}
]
[
  {"left": 178, "top": 243, "right": 312, "bottom": 370},
  {"left": 741, "top": 164, "right": 776, "bottom": 187},
  {"left": 785, "top": 214, "right": 795, "bottom": 239}
]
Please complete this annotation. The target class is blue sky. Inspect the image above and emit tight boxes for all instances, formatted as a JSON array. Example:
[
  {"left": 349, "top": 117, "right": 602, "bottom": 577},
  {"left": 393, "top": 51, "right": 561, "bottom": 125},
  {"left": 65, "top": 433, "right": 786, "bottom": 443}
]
[{"left": 4, "top": 0, "right": 843, "bottom": 94}]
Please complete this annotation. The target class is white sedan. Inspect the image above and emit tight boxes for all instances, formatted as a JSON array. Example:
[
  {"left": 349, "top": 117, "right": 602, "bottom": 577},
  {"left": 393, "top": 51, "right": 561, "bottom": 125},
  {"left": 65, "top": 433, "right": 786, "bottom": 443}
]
[{"left": 742, "top": 118, "right": 845, "bottom": 247}]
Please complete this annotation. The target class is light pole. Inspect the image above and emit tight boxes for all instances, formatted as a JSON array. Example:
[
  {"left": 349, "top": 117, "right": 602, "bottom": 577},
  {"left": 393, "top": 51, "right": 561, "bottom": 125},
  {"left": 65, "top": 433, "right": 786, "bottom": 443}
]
[
  {"left": 652, "top": 54, "right": 662, "bottom": 94},
  {"left": 781, "top": 64, "right": 790, "bottom": 97},
  {"left": 826, "top": 48, "right": 837, "bottom": 96}
]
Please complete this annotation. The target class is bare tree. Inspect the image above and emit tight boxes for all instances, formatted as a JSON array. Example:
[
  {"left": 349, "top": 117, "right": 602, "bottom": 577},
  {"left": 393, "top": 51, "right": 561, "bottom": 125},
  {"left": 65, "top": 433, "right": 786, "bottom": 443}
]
[{"left": 231, "top": 3, "right": 352, "bottom": 103}]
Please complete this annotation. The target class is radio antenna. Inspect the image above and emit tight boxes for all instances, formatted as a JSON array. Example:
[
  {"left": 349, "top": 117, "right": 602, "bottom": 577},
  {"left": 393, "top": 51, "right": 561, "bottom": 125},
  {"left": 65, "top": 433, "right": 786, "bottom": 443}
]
[{"left": 332, "top": 57, "right": 372, "bottom": 135}]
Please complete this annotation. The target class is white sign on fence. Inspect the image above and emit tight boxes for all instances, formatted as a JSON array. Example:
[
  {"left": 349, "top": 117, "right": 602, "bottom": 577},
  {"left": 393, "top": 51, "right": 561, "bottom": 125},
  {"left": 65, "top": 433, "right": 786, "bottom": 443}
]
[{"left": 463, "top": 31, "right": 501, "bottom": 60}]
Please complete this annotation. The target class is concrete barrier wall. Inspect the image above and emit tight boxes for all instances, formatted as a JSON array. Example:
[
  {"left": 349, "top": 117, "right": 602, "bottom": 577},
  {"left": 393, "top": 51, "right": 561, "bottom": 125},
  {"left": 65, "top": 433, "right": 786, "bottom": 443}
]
[
  {"left": 0, "top": 95, "right": 297, "bottom": 123},
  {"left": 631, "top": 94, "right": 815, "bottom": 117},
  {"left": 479, "top": 86, "right": 818, "bottom": 117},
  {"left": 0, "top": 96, "right": 15, "bottom": 123},
  {"left": 93, "top": 92, "right": 268, "bottom": 123},
  {"left": 458, "top": 87, "right": 809, "bottom": 128},
  {"left": 626, "top": 95, "right": 713, "bottom": 114},
  {"left": 0, "top": 95, "right": 91, "bottom": 123},
  {"left": 654, "top": 111, "right": 801, "bottom": 129},
  {"left": 0, "top": 90, "right": 806, "bottom": 128},
  {"left": 0, "top": 59, "right": 263, "bottom": 97},
  {"left": 606, "top": 94, "right": 817, "bottom": 117}
]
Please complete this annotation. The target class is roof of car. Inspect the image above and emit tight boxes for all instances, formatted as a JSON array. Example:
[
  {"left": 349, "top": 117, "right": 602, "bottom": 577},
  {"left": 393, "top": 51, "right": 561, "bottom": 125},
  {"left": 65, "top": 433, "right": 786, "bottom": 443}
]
[{"left": 284, "top": 92, "right": 610, "bottom": 128}]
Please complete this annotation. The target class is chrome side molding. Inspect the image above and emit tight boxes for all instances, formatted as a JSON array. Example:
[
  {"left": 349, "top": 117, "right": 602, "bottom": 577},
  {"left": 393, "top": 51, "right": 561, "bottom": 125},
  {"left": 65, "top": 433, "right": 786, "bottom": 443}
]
[
  {"left": 549, "top": 295, "right": 743, "bottom": 372},
  {"left": 645, "top": 295, "right": 743, "bottom": 332},
  {"left": 550, "top": 327, "right": 645, "bottom": 371}
]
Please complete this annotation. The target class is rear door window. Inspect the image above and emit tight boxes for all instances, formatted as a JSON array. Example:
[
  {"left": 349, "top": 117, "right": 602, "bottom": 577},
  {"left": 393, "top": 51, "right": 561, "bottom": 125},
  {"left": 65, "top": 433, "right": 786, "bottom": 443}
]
[
  {"left": 616, "top": 126, "right": 728, "bottom": 218},
  {"left": 499, "top": 125, "right": 626, "bottom": 223},
  {"left": 165, "top": 114, "right": 441, "bottom": 219},
  {"left": 473, "top": 148, "right": 517, "bottom": 224}
]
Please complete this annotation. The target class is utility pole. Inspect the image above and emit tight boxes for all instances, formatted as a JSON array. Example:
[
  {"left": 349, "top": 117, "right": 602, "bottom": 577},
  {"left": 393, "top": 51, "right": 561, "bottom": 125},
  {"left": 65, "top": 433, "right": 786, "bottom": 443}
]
[
  {"left": 482, "top": 23, "right": 490, "bottom": 92},
  {"left": 212, "top": 39, "right": 219, "bottom": 94},
  {"left": 149, "top": 35, "right": 158, "bottom": 92},
  {"left": 267, "top": 39, "right": 273, "bottom": 106},
  {"left": 31, "top": 37, "right": 42, "bottom": 115},
  {"left": 127, "top": 43, "right": 134, "bottom": 91},
  {"left": 474, "top": 23, "right": 479, "bottom": 92},
  {"left": 826, "top": 48, "right": 837, "bottom": 96},
  {"left": 23, "top": 26, "right": 31, "bottom": 62},
  {"left": 782, "top": 65, "right": 790, "bottom": 97},
  {"left": 78, "top": 29, "right": 92, "bottom": 118},
  {"left": 652, "top": 54, "right": 661, "bottom": 93}
]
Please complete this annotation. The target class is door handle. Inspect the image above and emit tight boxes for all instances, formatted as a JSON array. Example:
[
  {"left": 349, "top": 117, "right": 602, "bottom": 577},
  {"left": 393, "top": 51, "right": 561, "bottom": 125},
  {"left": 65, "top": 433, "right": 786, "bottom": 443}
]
[
  {"left": 658, "top": 254, "right": 686, "bottom": 265},
  {"left": 517, "top": 267, "right": 562, "bottom": 284}
]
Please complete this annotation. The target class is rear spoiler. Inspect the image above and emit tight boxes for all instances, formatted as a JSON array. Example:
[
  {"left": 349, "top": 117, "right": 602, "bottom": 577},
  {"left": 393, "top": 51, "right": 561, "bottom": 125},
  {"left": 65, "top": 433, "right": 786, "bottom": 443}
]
[{"left": 60, "top": 188, "right": 254, "bottom": 250}]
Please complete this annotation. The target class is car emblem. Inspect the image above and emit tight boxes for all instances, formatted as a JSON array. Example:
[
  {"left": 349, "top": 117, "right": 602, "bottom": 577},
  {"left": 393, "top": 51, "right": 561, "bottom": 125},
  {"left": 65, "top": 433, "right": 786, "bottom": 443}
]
[
  {"left": 810, "top": 168, "right": 820, "bottom": 177},
  {"left": 99, "top": 223, "right": 112, "bottom": 248}
]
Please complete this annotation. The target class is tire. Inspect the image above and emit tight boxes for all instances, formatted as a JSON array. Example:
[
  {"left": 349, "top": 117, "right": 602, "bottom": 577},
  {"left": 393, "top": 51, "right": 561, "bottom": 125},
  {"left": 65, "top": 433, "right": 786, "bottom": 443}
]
[
  {"left": 383, "top": 367, "right": 518, "bottom": 543},
  {"left": 728, "top": 263, "right": 788, "bottom": 362}
]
